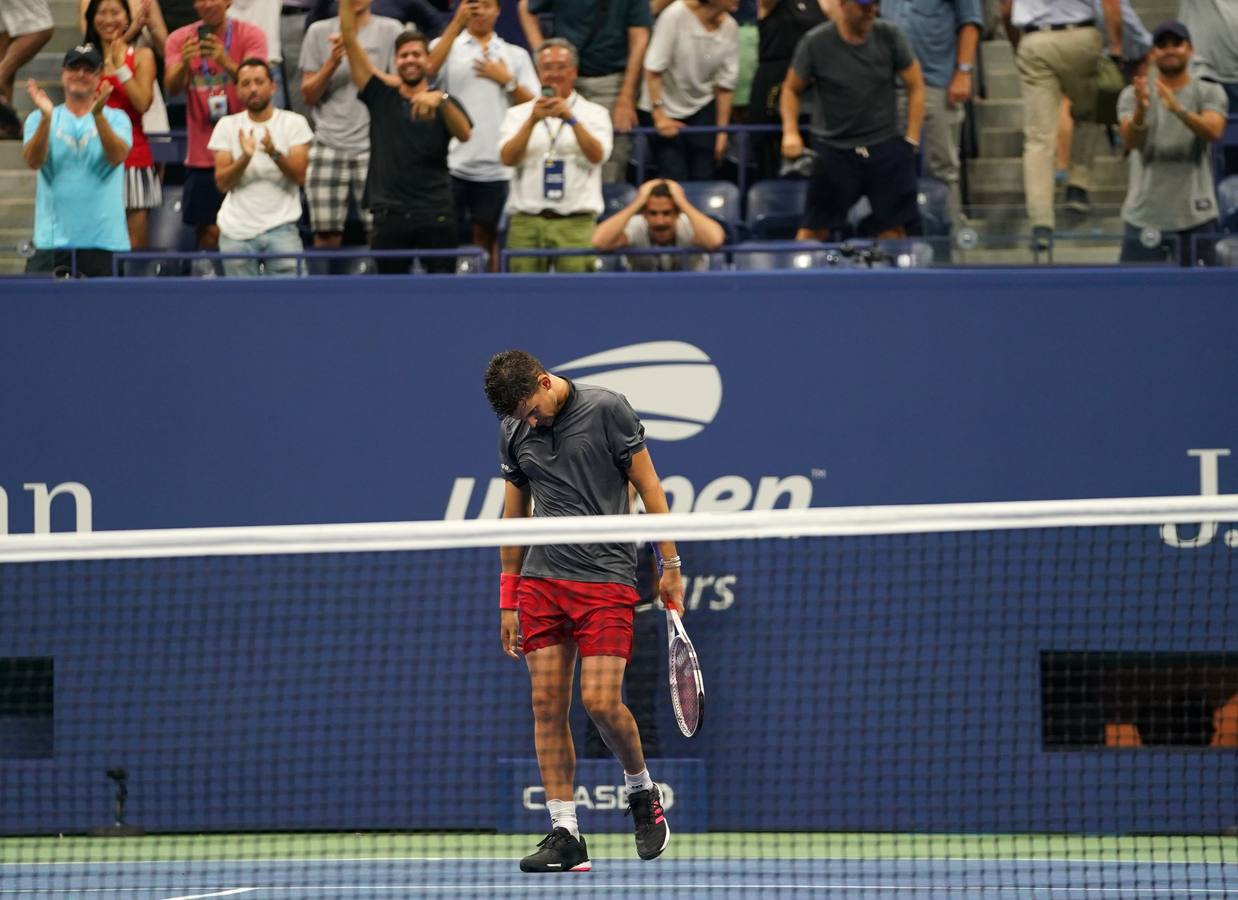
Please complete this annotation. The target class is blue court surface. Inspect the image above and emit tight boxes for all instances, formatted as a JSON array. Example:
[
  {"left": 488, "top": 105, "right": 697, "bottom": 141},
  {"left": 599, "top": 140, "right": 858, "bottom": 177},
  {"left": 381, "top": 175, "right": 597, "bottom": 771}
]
[{"left": 4, "top": 856, "right": 1237, "bottom": 899}]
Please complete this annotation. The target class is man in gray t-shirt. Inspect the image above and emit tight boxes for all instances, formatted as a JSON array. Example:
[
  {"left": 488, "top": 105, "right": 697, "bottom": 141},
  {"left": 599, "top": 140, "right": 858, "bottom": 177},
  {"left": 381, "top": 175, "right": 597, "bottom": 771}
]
[
  {"left": 483, "top": 349, "right": 684, "bottom": 874},
  {"left": 1118, "top": 20, "right": 1228, "bottom": 266},
  {"left": 299, "top": 1, "right": 404, "bottom": 251},
  {"left": 780, "top": 0, "right": 925, "bottom": 240}
]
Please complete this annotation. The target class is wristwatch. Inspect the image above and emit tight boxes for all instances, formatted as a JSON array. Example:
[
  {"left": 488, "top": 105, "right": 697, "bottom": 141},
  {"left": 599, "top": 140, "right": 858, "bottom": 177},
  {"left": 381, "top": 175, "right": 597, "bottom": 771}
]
[{"left": 956, "top": 63, "right": 974, "bottom": 74}]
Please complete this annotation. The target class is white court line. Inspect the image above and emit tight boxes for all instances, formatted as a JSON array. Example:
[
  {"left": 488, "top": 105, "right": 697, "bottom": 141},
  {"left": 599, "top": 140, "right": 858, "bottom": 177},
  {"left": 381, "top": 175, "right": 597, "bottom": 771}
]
[
  {"left": 2, "top": 886, "right": 1237, "bottom": 896},
  {"left": 4, "top": 855, "right": 1235, "bottom": 867}
]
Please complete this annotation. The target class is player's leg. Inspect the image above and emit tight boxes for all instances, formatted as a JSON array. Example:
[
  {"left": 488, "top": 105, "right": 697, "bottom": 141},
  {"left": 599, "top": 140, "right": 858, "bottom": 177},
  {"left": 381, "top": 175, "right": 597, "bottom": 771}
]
[
  {"left": 525, "top": 642, "right": 577, "bottom": 804},
  {"left": 575, "top": 586, "right": 670, "bottom": 862},
  {"left": 520, "top": 642, "right": 591, "bottom": 873}
]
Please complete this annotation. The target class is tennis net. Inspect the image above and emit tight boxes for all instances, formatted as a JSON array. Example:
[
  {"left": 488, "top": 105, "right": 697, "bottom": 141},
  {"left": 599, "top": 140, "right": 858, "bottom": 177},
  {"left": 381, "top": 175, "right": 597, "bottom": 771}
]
[{"left": 1, "top": 496, "right": 1237, "bottom": 897}]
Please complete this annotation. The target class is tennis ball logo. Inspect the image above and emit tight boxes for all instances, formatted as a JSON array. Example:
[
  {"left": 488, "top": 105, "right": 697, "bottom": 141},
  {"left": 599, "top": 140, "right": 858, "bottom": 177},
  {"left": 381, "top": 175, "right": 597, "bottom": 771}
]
[{"left": 555, "top": 341, "right": 722, "bottom": 442}]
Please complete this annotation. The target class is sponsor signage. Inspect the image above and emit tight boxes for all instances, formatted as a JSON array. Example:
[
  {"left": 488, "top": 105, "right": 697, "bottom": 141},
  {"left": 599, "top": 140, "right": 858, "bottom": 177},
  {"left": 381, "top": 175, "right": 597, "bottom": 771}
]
[{"left": 497, "top": 758, "right": 708, "bottom": 833}]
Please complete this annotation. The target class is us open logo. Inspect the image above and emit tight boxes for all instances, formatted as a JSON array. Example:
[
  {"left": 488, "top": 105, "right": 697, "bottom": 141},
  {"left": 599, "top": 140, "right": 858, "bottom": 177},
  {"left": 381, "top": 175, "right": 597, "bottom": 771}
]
[{"left": 555, "top": 341, "right": 722, "bottom": 441}]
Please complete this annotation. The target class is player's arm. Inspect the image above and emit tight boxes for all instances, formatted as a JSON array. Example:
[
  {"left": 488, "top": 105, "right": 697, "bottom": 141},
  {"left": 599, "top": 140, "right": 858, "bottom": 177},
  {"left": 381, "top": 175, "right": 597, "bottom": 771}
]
[
  {"left": 499, "top": 480, "right": 532, "bottom": 658},
  {"left": 626, "top": 447, "right": 684, "bottom": 614},
  {"left": 339, "top": 0, "right": 377, "bottom": 91}
]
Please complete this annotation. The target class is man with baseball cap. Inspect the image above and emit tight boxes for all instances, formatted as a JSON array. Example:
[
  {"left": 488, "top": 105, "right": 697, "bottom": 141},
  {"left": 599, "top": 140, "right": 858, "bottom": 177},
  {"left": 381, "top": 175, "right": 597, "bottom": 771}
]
[
  {"left": 1118, "top": 19, "right": 1228, "bottom": 266},
  {"left": 21, "top": 43, "right": 132, "bottom": 277},
  {"left": 779, "top": 0, "right": 926, "bottom": 241}
]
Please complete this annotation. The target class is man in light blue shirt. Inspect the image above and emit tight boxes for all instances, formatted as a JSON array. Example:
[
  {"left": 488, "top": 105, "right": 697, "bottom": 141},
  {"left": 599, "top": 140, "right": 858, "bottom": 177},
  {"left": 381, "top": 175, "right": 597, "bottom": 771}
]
[
  {"left": 21, "top": 43, "right": 131, "bottom": 277},
  {"left": 883, "top": 0, "right": 985, "bottom": 226},
  {"left": 429, "top": 0, "right": 539, "bottom": 271},
  {"left": 1002, "top": 0, "right": 1122, "bottom": 246}
]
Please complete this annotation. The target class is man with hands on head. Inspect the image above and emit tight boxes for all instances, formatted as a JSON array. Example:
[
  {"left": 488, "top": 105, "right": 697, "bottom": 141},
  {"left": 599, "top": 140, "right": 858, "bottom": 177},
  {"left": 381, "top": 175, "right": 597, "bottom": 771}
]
[
  {"left": 165, "top": 0, "right": 268, "bottom": 251},
  {"left": 1118, "top": 19, "right": 1227, "bottom": 266},
  {"left": 499, "top": 38, "right": 612, "bottom": 273},
  {"left": 339, "top": 0, "right": 473, "bottom": 274},
  {"left": 22, "top": 43, "right": 131, "bottom": 277},
  {"left": 592, "top": 178, "right": 726, "bottom": 271},
  {"left": 209, "top": 58, "right": 312, "bottom": 276}
]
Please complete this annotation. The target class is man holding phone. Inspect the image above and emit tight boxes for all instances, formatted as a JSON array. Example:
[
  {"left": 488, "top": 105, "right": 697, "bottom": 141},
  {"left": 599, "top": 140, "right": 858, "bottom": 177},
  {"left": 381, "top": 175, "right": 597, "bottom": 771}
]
[
  {"left": 166, "top": 0, "right": 268, "bottom": 252},
  {"left": 498, "top": 38, "right": 611, "bottom": 273}
]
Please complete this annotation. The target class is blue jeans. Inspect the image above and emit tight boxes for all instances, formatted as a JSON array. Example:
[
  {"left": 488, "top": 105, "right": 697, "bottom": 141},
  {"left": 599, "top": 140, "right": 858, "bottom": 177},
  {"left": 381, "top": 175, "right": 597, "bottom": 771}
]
[{"left": 220, "top": 222, "right": 304, "bottom": 276}]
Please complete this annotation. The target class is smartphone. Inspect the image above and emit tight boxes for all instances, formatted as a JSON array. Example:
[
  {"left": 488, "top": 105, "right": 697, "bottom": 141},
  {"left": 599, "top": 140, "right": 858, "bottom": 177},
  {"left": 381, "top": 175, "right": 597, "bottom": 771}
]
[
  {"left": 541, "top": 86, "right": 555, "bottom": 98},
  {"left": 197, "top": 24, "right": 212, "bottom": 41}
]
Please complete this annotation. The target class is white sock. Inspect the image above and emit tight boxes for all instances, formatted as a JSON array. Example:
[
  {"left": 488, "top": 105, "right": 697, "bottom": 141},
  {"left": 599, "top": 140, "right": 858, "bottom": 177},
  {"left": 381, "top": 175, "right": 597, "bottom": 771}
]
[
  {"left": 625, "top": 768, "right": 654, "bottom": 794},
  {"left": 546, "top": 798, "right": 579, "bottom": 839}
]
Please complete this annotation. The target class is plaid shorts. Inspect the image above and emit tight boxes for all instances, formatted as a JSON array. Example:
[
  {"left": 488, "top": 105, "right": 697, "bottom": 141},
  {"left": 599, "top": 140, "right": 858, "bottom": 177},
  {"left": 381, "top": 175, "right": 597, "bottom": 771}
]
[
  {"left": 306, "top": 143, "right": 370, "bottom": 234},
  {"left": 0, "top": 0, "right": 53, "bottom": 35}
]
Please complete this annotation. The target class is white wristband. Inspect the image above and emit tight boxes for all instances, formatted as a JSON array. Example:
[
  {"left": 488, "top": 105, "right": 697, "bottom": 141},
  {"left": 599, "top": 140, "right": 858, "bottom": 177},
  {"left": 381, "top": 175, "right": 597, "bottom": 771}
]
[{"left": 115, "top": 64, "right": 133, "bottom": 84}]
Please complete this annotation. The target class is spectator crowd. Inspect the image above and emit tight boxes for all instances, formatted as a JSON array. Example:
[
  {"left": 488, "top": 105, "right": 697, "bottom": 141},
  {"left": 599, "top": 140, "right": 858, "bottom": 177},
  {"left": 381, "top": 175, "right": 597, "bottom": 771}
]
[{"left": 10, "top": 0, "right": 1238, "bottom": 275}]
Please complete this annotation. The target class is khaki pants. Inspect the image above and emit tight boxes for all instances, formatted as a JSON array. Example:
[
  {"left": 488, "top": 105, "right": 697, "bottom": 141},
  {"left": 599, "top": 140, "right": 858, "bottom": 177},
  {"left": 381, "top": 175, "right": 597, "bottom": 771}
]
[
  {"left": 576, "top": 72, "right": 627, "bottom": 184},
  {"left": 900, "top": 84, "right": 967, "bottom": 224},
  {"left": 506, "top": 213, "right": 596, "bottom": 273},
  {"left": 1015, "top": 26, "right": 1103, "bottom": 229}
]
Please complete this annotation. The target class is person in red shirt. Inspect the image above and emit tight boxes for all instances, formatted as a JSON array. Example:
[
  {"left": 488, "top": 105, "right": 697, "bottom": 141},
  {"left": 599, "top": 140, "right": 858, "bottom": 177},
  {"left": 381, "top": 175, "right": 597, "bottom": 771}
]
[
  {"left": 85, "top": 0, "right": 160, "bottom": 249},
  {"left": 164, "top": 0, "right": 266, "bottom": 251}
]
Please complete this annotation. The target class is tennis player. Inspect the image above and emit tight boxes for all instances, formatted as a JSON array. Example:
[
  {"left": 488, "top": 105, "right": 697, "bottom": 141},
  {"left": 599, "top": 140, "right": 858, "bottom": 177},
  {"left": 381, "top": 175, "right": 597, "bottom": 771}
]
[{"left": 485, "top": 349, "right": 685, "bottom": 874}]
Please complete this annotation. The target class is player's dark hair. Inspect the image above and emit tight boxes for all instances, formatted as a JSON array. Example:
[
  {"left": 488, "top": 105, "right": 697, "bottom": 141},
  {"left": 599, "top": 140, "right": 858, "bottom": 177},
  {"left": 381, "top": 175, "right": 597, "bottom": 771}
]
[
  {"left": 395, "top": 29, "right": 429, "bottom": 53},
  {"left": 485, "top": 350, "right": 546, "bottom": 418},
  {"left": 236, "top": 57, "right": 272, "bottom": 80}
]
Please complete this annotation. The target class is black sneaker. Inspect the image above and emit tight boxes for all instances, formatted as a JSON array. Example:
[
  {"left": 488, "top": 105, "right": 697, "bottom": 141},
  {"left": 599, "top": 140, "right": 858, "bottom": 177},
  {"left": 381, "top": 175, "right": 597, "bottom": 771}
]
[
  {"left": 1064, "top": 185, "right": 1091, "bottom": 215},
  {"left": 625, "top": 785, "right": 670, "bottom": 860},
  {"left": 519, "top": 827, "right": 591, "bottom": 873},
  {"left": 1030, "top": 225, "right": 1053, "bottom": 254}
]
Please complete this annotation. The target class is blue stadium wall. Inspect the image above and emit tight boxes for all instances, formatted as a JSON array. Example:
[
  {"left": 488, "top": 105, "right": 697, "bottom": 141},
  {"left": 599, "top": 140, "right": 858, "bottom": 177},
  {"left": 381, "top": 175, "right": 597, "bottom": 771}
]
[{"left": 1, "top": 269, "right": 1236, "bottom": 835}]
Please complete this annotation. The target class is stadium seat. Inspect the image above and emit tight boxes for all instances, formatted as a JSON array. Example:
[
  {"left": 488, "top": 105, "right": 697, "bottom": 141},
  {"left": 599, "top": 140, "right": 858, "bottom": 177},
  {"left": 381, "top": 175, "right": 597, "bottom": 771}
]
[
  {"left": 1216, "top": 236, "right": 1238, "bottom": 267},
  {"left": 601, "top": 182, "right": 637, "bottom": 220},
  {"left": 745, "top": 179, "right": 807, "bottom": 240},
  {"left": 1217, "top": 175, "right": 1238, "bottom": 232},
  {"left": 140, "top": 184, "right": 197, "bottom": 276},
  {"left": 680, "top": 180, "right": 740, "bottom": 231},
  {"left": 730, "top": 241, "right": 825, "bottom": 271}
]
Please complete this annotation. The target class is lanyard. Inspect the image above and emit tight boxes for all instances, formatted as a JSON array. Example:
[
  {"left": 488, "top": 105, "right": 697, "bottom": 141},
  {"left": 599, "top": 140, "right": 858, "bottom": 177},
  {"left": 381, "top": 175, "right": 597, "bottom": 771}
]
[
  {"left": 199, "top": 19, "right": 233, "bottom": 85},
  {"left": 540, "top": 94, "right": 575, "bottom": 155}
]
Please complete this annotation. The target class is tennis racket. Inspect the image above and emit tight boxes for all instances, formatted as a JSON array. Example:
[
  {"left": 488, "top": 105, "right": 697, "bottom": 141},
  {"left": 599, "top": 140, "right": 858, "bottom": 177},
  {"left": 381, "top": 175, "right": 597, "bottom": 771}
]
[{"left": 652, "top": 544, "right": 705, "bottom": 738}]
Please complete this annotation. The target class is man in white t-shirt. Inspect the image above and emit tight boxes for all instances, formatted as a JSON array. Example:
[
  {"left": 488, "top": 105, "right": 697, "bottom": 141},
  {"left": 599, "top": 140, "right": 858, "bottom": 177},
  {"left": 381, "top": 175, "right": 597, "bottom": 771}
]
[
  {"left": 591, "top": 178, "right": 724, "bottom": 271},
  {"left": 209, "top": 57, "right": 313, "bottom": 275},
  {"left": 428, "top": 0, "right": 539, "bottom": 271}
]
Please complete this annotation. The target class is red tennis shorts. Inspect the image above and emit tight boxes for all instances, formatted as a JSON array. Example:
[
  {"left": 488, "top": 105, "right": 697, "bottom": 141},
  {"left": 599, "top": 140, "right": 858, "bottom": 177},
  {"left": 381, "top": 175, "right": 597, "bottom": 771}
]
[{"left": 517, "top": 577, "right": 641, "bottom": 660}]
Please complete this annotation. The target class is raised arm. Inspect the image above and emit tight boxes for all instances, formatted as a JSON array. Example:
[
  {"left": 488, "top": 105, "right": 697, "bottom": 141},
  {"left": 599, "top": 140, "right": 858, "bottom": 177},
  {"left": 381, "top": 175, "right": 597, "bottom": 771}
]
[
  {"left": 592, "top": 184, "right": 650, "bottom": 251},
  {"left": 516, "top": 0, "right": 544, "bottom": 50},
  {"left": 339, "top": 0, "right": 377, "bottom": 91},
  {"left": 21, "top": 80, "right": 55, "bottom": 170},
  {"left": 427, "top": 0, "right": 469, "bottom": 78},
  {"left": 626, "top": 448, "right": 684, "bottom": 614},
  {"left": 664, "top": 179, "right": 725, "bottom": 250}
]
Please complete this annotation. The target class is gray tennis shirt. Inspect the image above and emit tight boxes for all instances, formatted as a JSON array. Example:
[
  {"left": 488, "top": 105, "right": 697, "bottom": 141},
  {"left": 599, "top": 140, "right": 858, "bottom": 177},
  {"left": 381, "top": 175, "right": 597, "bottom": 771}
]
[{"left": 499, "top": 381, "right": 646, "bottom": 586}]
